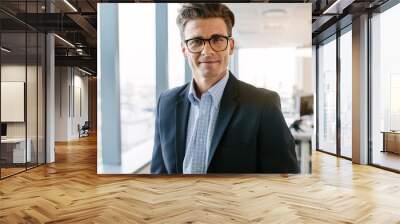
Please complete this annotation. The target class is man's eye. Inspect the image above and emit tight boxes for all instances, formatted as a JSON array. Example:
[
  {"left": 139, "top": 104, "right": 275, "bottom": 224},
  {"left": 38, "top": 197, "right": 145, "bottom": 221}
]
[
  {"left": 211, "top": 37, "right": 225, "bottom": 43},
  {"left": 190, "top": 39, "right": 203, "bottom": 46}
]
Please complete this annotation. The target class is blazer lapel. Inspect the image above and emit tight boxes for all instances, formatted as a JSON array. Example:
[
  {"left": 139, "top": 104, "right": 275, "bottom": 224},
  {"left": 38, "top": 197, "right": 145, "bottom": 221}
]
[
  {"left": 175, "top": 85, "right": 190, "bottom": 173},
  {"left": 207, "top": 73, "right": 239, "bottom": 168}
]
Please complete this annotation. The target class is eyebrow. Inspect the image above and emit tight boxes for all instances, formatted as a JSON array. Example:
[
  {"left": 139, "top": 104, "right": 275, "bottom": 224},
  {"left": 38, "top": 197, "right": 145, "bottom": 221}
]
[{"left": 186, "top": 34, "right": 227, "bottom": 40}]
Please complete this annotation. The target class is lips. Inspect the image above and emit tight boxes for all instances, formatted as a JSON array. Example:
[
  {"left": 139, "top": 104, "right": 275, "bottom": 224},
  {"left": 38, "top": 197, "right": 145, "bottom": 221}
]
[{"left": 200, "top": 60, "right": 219, "bottom": 64}]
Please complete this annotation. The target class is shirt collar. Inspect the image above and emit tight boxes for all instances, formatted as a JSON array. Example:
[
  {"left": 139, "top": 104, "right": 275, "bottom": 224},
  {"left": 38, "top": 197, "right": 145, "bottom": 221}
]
[{"left": 188, "top": 70, "right": 230, "bottom": 109}]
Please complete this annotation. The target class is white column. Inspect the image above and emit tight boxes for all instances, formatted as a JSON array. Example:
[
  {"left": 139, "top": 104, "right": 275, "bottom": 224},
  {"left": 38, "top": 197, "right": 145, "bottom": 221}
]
[
  {"left": 156, "top": 3, "right": 169, "bottom": 99},
  {"left": 352, "top": 14, "right": 369, "bottom": 164},
  {"left": 46, "top": 33, "right": 55, "bottom": 163},
  {"left": 97, "top": 4, "right": 122, "bottom": 173}
]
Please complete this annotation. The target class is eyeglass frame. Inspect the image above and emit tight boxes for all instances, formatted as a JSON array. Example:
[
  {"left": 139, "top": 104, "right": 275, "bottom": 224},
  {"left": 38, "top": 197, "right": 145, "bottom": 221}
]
[{"left": 183, "top": 35, "right": 232, "bottom": 53}]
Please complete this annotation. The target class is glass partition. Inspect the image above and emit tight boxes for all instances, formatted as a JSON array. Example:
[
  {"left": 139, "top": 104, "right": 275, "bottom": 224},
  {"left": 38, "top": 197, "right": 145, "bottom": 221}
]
[
  {"left": 1, "top": 31, "right": 28, "bottom": 178},
  {"left": 0, "top": 1, "right": 46, "bottom": 179}
]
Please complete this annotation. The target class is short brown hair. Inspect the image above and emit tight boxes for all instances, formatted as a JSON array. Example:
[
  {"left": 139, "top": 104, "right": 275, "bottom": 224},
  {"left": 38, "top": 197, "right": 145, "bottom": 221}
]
[{"left": 176, "top": 3, "right": 235, "bottom": 39}]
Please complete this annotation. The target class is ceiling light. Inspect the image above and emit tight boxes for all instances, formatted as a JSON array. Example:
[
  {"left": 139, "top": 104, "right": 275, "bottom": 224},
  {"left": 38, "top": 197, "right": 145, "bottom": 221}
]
[
  {"left": 323, "top": 0, "right": 354, "bottom": 15},
  {"left": 54, "top": 34, "right": 75, "bottom": 48},
  {"left": 1, "top": 47, "right": 11, "bottom": 53},
  {"left": 323, "top": 0, "right": 342, "bottom": 14},
  {"left": 261, "top": 9, "right": 287, "bottom": 17},
  {"left": 78, "top": 67, "right": 93, "bottom": 76},
  {"left": 63, "top": 0, "right": 78, "bottom": 12}
]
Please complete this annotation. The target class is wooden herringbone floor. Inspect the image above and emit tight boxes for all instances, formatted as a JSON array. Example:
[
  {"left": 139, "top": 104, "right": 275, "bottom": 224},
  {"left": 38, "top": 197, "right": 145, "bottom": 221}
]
[{"left": 1, "top": 134, "right": 400, "bottom": 224}]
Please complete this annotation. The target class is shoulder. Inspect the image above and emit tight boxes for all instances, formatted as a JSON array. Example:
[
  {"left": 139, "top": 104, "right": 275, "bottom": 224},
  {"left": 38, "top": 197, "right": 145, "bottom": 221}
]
[
  {"left": 235, "top": 78, "right": 281, "bottom": 109},
  {"left": 158, "top": 83, "right": 190, "bottom": 103}
]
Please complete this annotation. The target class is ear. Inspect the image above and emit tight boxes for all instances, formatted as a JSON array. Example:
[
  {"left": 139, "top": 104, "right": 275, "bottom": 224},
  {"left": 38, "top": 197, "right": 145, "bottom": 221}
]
[
  {"left": 181, "top": 42, "right": 187, "bottom": 58},
  {"left": 229, "top": 38, "right": 235, "bottom": 56}
]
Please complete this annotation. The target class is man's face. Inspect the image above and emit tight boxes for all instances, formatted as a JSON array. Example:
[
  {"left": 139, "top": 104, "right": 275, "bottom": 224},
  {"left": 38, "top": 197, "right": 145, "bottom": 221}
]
[{"left": 182, "top": 18, "right": 235, "bottom": 81}]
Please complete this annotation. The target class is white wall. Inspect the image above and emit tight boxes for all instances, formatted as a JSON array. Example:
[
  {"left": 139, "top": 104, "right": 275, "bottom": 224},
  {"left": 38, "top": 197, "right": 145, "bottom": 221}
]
[
  {"left": 299, "top": 57, "right": 314, "bottom": 95},
  {"left": 55, "top": 66, "right": 68, "bottom": 141},
  {"left": 55, "top": 67, "right": 89, "bottom": 141},
  {"left": 1, "top": 63, "right": 46, "bottom": 164},
  {"left": 1, "top": 65, "right": 37, "bottom": 138},
  {"left": 1, "top": 65, "right": 26, "bottom": 135},
  {"left": 72, "top": 72, "right": 89, "bottom": 138}
]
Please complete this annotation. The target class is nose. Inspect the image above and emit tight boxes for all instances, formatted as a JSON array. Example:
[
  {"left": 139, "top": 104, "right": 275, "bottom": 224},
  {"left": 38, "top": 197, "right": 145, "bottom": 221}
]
[{"left": 201, "top": 41, "right": 215, "bottom": 55}]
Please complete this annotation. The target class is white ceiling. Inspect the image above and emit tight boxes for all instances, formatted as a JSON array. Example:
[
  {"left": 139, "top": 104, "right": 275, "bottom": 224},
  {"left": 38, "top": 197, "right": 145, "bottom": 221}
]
[{"left": 225, "top": 3, "right": 312, "bottom": 49}]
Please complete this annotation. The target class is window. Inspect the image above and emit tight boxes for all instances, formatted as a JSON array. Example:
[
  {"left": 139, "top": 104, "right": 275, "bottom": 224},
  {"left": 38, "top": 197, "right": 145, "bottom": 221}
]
[
  {"left": 371, "top": 3, "right": 400, "bottom": 171},
  {"left": 238, "top": 48, "right": 297, "bottom": 124},
  {"left": 168, "top": 3, "right": 185, "bottom": 88},
  {"left": 317, "top": 37, "right": 337, "bottom": 154},
  {"left": 118, "top": 4, "right": 156, "bottom": 172},
  {"left": 339, "top": 29, "right": 352, "bottom": 158}
]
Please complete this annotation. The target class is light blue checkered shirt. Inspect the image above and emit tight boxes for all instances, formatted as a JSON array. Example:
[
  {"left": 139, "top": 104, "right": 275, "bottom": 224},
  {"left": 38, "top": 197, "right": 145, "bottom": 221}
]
[{"left": 183, "top": 71, "right": 229, "bottom": 174}]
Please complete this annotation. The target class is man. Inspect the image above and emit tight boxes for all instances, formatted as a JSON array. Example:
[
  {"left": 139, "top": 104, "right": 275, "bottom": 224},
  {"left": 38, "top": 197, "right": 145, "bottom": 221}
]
[{"left": 151, "top": 3, "right": 299, "bottom": 174}]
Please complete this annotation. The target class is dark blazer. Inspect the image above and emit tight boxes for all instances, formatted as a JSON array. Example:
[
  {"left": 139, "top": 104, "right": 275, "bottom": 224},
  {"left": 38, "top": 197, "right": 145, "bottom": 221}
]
[{"left": 151, "top": 72, "right": 299, "bottom": 174}]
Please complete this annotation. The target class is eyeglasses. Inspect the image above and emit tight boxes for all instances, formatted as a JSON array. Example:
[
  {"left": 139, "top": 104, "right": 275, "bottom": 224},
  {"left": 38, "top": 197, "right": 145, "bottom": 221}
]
[{"left": 184, "top": 35, "right": 231, "bottom": 53}]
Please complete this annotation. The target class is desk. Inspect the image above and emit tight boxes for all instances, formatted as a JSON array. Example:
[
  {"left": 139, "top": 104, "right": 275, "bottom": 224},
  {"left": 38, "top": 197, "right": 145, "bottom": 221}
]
[
  {"left": 1, "top": 138, "right": 31, "bottom": 163},
  {"left": 382, "top": 131, "right": 400, "bottom": 154},
  {"left": 292, "top": 131, "right": 312, "bottom": 174}
]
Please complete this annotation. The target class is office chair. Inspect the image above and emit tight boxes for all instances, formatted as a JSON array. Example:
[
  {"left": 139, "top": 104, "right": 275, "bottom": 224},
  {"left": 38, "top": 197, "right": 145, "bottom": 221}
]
[{"left": 79, "top": 121, "right": 90, "bottom": 138}]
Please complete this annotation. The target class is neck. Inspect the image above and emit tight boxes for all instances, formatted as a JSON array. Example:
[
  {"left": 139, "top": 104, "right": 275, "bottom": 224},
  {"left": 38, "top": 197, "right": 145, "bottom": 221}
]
[{"left": 193, "top": 70, "right": 227, "bottom": 98}]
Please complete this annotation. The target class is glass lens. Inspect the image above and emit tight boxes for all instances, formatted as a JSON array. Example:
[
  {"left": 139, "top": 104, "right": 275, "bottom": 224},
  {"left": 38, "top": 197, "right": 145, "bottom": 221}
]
[
  {"left": 210, "top": 36, "right": 227, "bottom": 51},
  {"left": 187, "top": 39, "right": 204, "bottom": 52}
]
